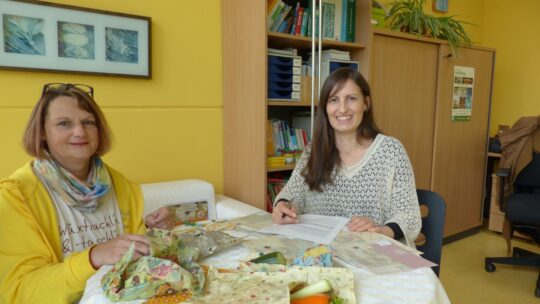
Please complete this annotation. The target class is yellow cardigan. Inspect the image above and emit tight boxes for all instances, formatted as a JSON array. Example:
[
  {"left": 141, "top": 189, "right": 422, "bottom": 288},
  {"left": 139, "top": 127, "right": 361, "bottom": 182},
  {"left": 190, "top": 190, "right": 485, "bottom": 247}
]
[{"left": 0, "top": 162, "right": 146, "bottom": 303}]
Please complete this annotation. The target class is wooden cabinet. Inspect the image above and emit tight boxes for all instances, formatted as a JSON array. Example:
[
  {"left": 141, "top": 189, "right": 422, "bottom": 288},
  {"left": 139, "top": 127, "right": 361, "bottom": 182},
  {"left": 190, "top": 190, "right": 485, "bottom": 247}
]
[
  {"left": 222, "top": 0, "right": 373, "bottom": 210},
  {"left": 370, "top": 29, "right": 496, "bottom": 238}
]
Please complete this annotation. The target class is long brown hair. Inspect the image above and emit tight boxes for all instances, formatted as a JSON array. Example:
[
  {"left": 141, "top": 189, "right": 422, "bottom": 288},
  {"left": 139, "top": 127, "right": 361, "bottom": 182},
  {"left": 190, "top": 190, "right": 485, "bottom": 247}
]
[
  {"left": 23, "top": 84, "right": 112, "bottom": 159},
  {"left": 302, "top": 67, "right": 381, "bottom": 191}
]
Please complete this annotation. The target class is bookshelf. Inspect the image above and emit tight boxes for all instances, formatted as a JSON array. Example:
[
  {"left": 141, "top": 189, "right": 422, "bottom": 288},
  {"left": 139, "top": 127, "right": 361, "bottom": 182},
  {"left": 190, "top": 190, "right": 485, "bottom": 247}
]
[{"left": 222, "top": 0, "right": 373, "bottom": 210}]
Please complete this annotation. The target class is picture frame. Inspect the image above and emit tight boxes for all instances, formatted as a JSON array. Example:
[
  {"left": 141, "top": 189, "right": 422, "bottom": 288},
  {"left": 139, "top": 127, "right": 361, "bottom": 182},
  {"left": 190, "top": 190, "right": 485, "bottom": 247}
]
[
  {"left": 0, "top": 0, "right": 151, "bottom": 78},
  {"left": 433, "top": 0, "right": 449, "bottom": 13}
]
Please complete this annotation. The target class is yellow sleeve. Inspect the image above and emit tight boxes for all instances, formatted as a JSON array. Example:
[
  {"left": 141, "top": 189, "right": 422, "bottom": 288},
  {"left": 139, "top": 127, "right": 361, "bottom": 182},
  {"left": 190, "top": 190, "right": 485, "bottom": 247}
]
[
  {"left": 0, "top": 181, "right": 95, "bottom": 304},
  {"left": 130, "top": 181, "right": 147, "bottom": 235}
]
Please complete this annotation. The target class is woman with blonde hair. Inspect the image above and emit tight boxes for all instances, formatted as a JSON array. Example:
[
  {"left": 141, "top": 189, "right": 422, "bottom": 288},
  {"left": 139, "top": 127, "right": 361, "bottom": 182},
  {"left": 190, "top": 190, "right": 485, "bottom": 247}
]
[{"left": 0, "top": 83, "right": 172, "bottom": 303}]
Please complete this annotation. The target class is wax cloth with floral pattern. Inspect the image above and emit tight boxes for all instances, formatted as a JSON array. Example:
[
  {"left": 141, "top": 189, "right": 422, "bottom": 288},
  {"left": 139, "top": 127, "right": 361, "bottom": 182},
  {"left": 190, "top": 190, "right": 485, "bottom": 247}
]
[
  {"left": 101, "top": 227, "right": 242, "bottom": 301},
  {"left": 100, "top": 242, "right": 194, "bottom": 302},
  {"left": 292, "top": 245, "right": 333, "bottom": 267},
  {"left": 238, "top": 263, "right": 357, "bottom": 304},
  {"left": 183, "top": 267, "right": 290, "bottom": 304},
  {"left": 170, "top": 225, "right": 242, "bottom": 258}
]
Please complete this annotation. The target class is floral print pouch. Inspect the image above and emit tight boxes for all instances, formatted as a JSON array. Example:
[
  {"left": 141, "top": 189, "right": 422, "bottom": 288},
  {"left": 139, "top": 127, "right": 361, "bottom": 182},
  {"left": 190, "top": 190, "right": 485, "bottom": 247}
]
[{"left": 101, "top": 242, "right": 194, "bottom": 302}]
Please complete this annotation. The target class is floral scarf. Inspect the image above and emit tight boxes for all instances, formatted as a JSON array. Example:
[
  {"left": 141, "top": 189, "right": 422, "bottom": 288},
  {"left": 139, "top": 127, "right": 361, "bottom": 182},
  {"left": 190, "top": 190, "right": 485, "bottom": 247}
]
[{"left": 33, "top": 156, "right": 111, "bottom": 213}]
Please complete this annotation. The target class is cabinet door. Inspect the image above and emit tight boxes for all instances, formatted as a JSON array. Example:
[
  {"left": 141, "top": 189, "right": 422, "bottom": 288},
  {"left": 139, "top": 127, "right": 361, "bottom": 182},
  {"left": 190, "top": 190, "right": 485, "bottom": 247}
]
[
  {"left": 432, "top": 45, "right": 494, "bottom": 237},
  {"left": 371, "top": 34, "right": 439, "bottom": 189},
  {"left": 222, "top": 0, "right": 267, "bottom": 209}
]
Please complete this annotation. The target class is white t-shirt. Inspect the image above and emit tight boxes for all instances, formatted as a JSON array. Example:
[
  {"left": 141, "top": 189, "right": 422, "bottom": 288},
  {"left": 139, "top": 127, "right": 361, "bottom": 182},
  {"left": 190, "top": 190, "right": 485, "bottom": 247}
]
[{"left": 45, "top": 184, "right": 125, "bottom": 257}]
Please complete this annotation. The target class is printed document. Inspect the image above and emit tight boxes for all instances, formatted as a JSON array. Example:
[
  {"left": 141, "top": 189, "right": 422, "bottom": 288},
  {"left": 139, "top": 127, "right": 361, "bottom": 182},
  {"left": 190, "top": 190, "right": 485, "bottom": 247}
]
[{"left": 259, "top": 214, "right": 349, "bottom": 244}]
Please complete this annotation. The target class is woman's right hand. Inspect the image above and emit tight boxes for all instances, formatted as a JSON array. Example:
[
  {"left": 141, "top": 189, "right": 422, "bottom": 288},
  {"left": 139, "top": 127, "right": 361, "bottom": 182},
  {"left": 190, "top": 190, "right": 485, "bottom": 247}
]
[
  {"left": 272, "top": 200, "right": 299, "bottom": 224},
  {"left": 89, "top": 234, "right": 150, "bottom": 269}
]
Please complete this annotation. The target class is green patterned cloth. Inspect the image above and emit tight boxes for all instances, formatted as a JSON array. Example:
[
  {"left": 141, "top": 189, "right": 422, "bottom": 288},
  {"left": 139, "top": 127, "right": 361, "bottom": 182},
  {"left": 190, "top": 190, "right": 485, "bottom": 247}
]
[
  {"left": 101, "top": 226, "right": 242, "bottom": 301},
  {"left": 101, "top": 242, "right": 194, "bottom": 302}
]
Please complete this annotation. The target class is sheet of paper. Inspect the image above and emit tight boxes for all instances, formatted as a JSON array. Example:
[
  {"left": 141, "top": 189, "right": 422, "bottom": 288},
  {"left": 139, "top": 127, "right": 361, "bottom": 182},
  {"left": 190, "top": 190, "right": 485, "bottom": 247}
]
[{"left": 259, "top": 214, "right": 349, "bottom": 244}]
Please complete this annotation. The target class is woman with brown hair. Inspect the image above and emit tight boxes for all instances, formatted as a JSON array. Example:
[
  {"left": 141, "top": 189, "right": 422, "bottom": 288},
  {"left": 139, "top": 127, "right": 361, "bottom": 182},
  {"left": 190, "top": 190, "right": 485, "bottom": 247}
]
[
  {"left": 271, "top": 68, "right": 421, "bottom": 248},
  {"left": 0, "top": 83, "right": 172, "bottom": 303}
]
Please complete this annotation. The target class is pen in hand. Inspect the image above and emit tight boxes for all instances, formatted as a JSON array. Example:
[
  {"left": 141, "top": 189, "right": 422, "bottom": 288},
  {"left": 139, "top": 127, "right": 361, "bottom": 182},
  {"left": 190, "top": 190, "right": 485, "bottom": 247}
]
[{"left": 280, "top": 201, "right": 298, "bottom": 224}]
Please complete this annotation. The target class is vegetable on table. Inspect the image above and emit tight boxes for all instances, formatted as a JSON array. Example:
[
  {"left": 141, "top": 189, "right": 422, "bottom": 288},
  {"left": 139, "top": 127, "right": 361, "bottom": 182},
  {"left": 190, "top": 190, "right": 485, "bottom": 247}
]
[
  {"left": 249, "top": 251, "right": 287, "bottom": 265},
  {"left": 290, "top": 293, "right": 330, "bottom": 304},
  {"left": 290, "top": 279, "right": 332, "bottom": 300}
]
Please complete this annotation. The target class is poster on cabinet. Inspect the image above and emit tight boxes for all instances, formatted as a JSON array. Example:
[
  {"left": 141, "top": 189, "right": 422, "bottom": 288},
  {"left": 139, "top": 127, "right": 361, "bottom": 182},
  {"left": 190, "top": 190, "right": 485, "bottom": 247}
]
[{"left": 451, "top": 65, "right": 475, "bottom": 122}]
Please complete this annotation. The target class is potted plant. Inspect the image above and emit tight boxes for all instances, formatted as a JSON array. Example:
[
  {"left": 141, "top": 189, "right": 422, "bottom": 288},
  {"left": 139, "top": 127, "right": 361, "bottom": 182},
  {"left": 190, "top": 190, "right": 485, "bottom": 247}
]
[{"left": 385, "top": 0, "right": 472, "bottom": 55}]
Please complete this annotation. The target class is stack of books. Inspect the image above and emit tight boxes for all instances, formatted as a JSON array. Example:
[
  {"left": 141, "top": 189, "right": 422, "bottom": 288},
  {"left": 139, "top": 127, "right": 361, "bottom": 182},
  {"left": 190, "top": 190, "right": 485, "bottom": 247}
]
[
  {"left": 311, "top": 49, "right": 359, "bottom": 83},
  {"left": 267, "top": 0, "right": 356, "bottom": 42},
  {"left": 267, "top": 119, "right": 309, "bottom": 156},
  {"left": 267, "top": 176, "right": 288, "bottom": 212}
]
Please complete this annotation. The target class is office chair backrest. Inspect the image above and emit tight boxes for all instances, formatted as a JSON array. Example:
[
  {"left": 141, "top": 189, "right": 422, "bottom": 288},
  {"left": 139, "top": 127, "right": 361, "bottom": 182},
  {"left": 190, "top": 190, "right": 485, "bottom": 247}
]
[
  {"left": 416, "top": 189, "right": 446, "bottom": 277},
  {"left": 514, "top": 152, "right": 540, "bottom": 192}
]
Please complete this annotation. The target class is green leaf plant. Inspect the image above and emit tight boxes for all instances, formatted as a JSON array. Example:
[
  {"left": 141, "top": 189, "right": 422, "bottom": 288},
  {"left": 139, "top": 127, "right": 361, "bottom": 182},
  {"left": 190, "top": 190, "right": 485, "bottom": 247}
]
[{"left": 386, "top": 0, "right": 472, "bottom": 56}]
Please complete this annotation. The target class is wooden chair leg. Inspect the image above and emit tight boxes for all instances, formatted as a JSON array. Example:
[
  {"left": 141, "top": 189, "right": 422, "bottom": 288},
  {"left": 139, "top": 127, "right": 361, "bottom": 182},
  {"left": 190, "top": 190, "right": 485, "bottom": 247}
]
[{"left": 502, "top": 219, "right": 513, "bottom": 256}]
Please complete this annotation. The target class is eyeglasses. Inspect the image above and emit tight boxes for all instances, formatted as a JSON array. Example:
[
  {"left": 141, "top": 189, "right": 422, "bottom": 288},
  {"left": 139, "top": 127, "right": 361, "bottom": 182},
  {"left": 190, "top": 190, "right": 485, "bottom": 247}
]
[{"left": 42, "top": 83, "right": 94, "bottom": 98}]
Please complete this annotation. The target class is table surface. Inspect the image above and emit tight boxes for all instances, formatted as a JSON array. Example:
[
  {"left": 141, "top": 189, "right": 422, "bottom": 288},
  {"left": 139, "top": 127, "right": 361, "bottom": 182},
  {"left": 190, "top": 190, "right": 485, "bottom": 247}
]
[
  {"left": 81, "top": 202, "right": 450, "bottom": 304},
  {"left": 81, "top": 237, "right": 450, "bottom": 304}
]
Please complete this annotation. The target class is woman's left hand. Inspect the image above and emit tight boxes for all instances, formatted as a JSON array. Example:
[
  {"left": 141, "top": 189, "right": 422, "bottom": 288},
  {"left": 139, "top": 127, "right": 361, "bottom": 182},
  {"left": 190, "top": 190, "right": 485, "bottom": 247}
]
[
  {"left": 145, "top": 206, "right": 174, "bottom": 229},
  {"left": 347, "top": 216, "right": 379, "bottom": 232}
]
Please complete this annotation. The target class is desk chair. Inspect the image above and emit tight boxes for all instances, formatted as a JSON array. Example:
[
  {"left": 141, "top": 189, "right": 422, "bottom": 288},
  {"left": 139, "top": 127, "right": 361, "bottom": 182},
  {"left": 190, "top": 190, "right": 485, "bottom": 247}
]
[
  {"left": 485, "top": 152, "right": 540, "bottom": 297},
  {"left": 416, "top": 189, "right": 446, "bottom": 277}
]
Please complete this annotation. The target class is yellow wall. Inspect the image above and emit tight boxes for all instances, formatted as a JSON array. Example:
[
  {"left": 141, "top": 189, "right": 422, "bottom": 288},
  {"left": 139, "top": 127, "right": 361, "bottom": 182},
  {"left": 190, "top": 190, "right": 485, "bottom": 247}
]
[
  {"left": 483, "top": 0, "right": 540, "bottom": 134},
  {"left": 0, "top": 1, "right": 224, "bottom": 192}
]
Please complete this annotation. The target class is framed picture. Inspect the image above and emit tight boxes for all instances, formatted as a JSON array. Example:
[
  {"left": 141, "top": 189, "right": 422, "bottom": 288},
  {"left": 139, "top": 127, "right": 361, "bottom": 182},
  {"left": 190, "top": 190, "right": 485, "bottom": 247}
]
[
  {"left": 433, "top": 0, "right": 449, "bottom": 13},
  {"left": 0, "top": 0, "right": 151, "bottom": 78}
]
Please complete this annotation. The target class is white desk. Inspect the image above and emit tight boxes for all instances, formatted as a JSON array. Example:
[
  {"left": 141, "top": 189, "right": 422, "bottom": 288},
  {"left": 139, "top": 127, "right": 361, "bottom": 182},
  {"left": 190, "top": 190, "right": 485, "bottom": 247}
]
[{"left": 81, "top": 199, "right": 450, "bottom": 304}]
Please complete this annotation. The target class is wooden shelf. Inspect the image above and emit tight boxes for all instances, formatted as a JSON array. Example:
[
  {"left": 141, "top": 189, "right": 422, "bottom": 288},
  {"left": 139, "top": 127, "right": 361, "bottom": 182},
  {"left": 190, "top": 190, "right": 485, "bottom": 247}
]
[
  {"left": 268, "top": 31, "right": 366, "bottom": 50},
  {"left": 267, "top": 164, "right": 296, "bottom": 172},
  {"left": 267, "top": 100, "right": 313, "bottom": 107}
]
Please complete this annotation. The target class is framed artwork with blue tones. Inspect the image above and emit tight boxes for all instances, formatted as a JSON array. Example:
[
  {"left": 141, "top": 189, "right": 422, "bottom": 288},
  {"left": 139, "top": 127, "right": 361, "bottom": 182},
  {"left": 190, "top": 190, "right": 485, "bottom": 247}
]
[
  {"left": 0, "top": 0, "right": 151, "bottom": 78},
  {"left": 433, "top": 0, "right": 448, "bottom": 13}
]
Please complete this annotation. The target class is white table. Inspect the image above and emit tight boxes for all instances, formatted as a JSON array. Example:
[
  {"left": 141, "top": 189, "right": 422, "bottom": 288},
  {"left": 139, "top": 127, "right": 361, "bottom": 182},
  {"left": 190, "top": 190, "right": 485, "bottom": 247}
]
[{"left": 80, "top": 198, "right": 451, "bottom": 304}]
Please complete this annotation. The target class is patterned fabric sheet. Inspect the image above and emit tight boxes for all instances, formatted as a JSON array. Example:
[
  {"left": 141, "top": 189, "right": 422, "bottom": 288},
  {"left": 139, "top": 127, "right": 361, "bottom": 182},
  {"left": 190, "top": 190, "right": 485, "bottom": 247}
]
[
  {"left": 331, "top": 231, "right": 423, "bottom": 274},
  {"left": 101, "top": 226, "right": 243, "bottom": 302},
  {"left": 168, "top": 201, "right": 208, "bottom": 224},
  {"left": 241, "top": 235, "right": 318, "bottom": 262}
]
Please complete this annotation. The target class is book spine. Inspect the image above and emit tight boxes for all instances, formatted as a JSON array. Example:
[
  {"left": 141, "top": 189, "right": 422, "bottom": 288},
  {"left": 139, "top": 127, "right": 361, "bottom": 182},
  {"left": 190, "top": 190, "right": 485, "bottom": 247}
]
[
  {"left": 272, "top": 4, "right": 290, "bottom": 32},
  {"left": 295, "top": 8, "right": 304, "bottom": 36},
  {"left": 288, "top": 8, "right": 299, "bottom": 33},
  {"left": 306, "top": 1, "right": 313, "bottom": 37},
  {"left": 301, "top": 9, "right": 309, "bottom": 36},
  {"left": 346, "top": 0, "right": 355, "bottom": 42},
  {"left": 302, "top": 128, "right": 309, "bottom": 143},
  {"left": 290, "top": 2, "right": 301, "bottom": 35},
  {"left": 269, "top": 1, "right": 285, "bottom": 30},
  {"left": 278, "top": 120, "right": 287, "bottom": 152},
  {"left": 267, "top": 120, "right": 275, "bottom": 155},
  {"left": 273, "top": 120, "right": 283, "bottom": 152},
  {"left": 277, "top": 15, "right": 290, "bottom": 33},
  {"left": 290, "top": 127, "right": 298, "bottom": 150},
  {"left": 283, "top": 121, "right": 292, "bottom": 151},
  {"left": 340, "top": 0, "right": 348, "bottom": 41},
  {"left": 267, "top": 0, "right": 280, "bottom": 28}
]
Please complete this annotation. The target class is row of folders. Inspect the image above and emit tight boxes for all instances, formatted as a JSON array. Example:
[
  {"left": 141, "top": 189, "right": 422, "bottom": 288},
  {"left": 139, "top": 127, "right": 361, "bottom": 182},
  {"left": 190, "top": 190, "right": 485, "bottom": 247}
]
[{"left": 267, "top": 0, "right": 356, "bottom": 42}]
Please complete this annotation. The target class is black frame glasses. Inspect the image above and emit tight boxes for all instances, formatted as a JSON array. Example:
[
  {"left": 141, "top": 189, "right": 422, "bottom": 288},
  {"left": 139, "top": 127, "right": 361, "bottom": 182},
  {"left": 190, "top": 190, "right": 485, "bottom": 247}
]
[{"left": 42, "top": 83, "right": 94, "bottom": 98}]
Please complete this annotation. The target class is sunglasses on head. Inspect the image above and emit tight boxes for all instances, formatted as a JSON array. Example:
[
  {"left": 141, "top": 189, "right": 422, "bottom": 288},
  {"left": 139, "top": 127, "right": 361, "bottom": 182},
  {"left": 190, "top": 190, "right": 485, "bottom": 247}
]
[{"left": 42, "top": 83, "right": 94, "bottom": 98}]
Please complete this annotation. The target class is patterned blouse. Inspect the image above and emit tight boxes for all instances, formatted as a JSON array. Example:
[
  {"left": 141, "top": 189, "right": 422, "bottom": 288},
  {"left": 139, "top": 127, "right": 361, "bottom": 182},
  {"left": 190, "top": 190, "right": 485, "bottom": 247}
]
[{"left": 274, "top": 134, "right": 421, "bottom": 247}]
